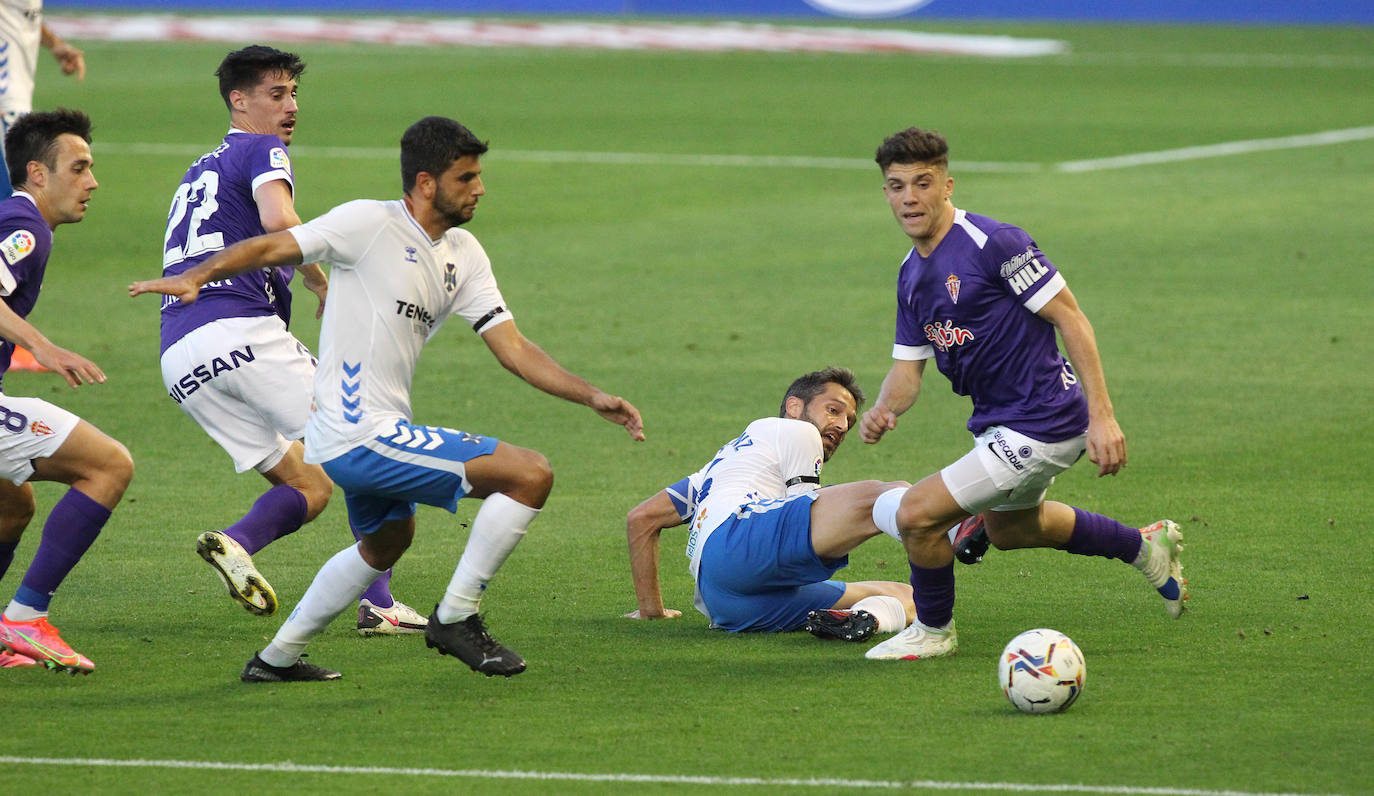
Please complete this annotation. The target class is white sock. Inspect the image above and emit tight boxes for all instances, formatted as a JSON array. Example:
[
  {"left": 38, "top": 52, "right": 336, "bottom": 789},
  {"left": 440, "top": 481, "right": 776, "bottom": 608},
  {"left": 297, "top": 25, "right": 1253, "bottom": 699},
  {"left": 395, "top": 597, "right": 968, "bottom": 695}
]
[
  {"left": 259, "top": 544, "right": 384, "bottom": 668},
  {"left": 871, "top": 487, "right": 906, "bottom": 541},
  {"left": 436, "top": 493, "right": 539, "bottom": 624},
  {"left": 3, "top": 602, "right": 45, "bottom": 622},
  {"left": 850, "top": 595, "right": 907, "bottom": 632}
]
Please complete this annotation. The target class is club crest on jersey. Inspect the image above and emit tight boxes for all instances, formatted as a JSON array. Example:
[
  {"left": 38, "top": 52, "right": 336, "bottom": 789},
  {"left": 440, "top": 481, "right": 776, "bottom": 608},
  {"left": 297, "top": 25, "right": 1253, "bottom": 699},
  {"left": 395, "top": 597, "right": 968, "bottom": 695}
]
[
  {"left": 29, "top": 420, "right": 52, "bottom": 436},
  {"left": 269, "top": 147, "right": 291, "bottom": 173},
  {"left": 945, "top": 274, "right": 961, "bottom": 303},
  {"left": 923, "top": 320, "right": 975, "bottom": 352},
  {"left": 404, "top": 246, "right": 418, "bottom": 263},
  {"left": 1, "top": 229, "right": 36, "bottom": 265},
  {"left": 444, "top": 263, "right": 457, "bottom": 292}
]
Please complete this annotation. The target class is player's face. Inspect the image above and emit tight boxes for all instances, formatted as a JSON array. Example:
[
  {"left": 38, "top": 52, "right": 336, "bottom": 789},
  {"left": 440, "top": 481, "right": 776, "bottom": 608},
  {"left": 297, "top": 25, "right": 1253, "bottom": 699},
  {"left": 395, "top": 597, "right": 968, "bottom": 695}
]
[
  {"left": 43, "top": 134, "right": 98, "bottom": 226},
  {"left": 236, "top": 70, "right": 299, "bottom": 144},
  {"left": 800, "top": 382, "right": 858, "bottom": 461},
  {"left": 882, "top": 162, "right": 954, "bottom": 249},
  {"left": 431, "top": 155, "right": 485, "bottom": 228}
]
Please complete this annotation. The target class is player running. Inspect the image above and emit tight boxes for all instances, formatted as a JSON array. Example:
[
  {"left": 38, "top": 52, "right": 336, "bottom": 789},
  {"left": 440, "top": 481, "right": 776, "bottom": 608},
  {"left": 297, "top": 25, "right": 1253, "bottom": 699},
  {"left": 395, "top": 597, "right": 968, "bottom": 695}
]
[
  {"left": 158, "top": 46, "right": 426, "bottom": 633},
  {"left": 0, "top": 109, "right": 134, "bottom": 674},
  {"left": 132, "top": 116, "right": 644, "bottom": 682},
  {"left": 860, "top": 127, "right": 1185, "bottom": 662}
]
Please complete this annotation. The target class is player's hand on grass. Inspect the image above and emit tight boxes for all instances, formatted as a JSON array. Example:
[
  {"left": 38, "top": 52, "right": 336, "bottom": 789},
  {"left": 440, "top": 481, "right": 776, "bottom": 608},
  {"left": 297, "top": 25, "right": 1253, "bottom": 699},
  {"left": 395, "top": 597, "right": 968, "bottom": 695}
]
[
  {"left": 128, "top": 274, "right": 201, "bottom": 304},
  {"left": 860, "top": 405, "right": 898, "bottom": 444},
  {"left": 1086, "top": 414, "right": 1126, "bottom": 477},
  {"left": 592, "top": 392, "right": 646, "bottom": 441},
  {"left": 31, "top": 341, "right": 105, "bottom": 388},
  {"left": 623, "top": 608, "right": 681, "bottom": 620}
]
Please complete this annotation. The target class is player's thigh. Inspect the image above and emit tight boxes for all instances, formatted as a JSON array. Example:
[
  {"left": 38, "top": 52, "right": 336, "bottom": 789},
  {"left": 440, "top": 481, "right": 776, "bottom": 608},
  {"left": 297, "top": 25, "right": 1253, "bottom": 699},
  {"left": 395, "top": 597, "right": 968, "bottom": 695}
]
[
  {"left": 462, "top": 440, "right": 553, "bottom": 506},
  {"left": 0, "top": 394, "right": 81, "bottom": 486},
  {"left": 161, "top": 317, "right": 314, "bottom": 472},
  {"left": 323, "top": 421, "right": 502, "bottom": 534},
  {"left": 30, "top": 419, "right": 134, "bottom": 506},
  {"left": 940, "top": 426, "right": 1085, "bottom": 515},
  {"left": 809, "top": 479, "right": 907, "bottom": 558}
]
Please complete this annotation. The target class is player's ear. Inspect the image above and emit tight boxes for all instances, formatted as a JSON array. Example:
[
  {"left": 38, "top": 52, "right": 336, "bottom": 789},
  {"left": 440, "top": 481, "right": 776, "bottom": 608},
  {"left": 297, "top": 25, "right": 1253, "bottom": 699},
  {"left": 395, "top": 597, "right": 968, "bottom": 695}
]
[
  {"left": 783, "top": 396, "right": 805, "bottom": 419},
  {"left": 24, "top": 160, "right": 46, "bottom": 189},
  {"left": 228, "top": 88, "right": 247, "bottom": 113}
]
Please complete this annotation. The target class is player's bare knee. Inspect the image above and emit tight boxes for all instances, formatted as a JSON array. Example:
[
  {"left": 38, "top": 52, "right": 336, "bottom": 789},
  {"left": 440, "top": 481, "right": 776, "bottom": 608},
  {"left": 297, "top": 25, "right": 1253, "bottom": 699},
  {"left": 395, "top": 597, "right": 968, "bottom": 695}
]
[
  {"left": 95, "top": 439, "right": 135, "bottom": 501},
  {"left": 0, "top": 494, "right": 35, "bottom": 540},
  {"left": 509, "top": 448, "right": 553, "bottom": 507},
  {"left": 299, "top": 472, "right": 333, "bottom": 522}
]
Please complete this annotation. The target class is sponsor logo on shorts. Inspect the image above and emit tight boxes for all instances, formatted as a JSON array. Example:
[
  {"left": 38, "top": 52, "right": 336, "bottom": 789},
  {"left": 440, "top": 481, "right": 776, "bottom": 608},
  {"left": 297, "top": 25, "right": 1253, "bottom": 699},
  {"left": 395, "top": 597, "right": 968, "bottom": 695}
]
[
  {"left": 1, "top": 229, "right": 36, "bottom": 265},
  {"left": 988, "top": 430, "right": 1028, "bottom": 472},
  {"left": 923, "top": 320, "right": 975, "bottom": 352},
  {"left": 29, "top": 420, "right": 52, "bottom": 436},
  {"left": 167, "top": 345, "right": 257, "bottom": 404}
]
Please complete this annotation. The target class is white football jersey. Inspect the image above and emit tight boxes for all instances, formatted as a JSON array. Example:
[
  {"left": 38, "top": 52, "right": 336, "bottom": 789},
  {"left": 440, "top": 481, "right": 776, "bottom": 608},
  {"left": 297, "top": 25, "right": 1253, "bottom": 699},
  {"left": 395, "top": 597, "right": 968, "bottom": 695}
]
[
  {"left": 0, "top": 0, "right": 43, "bottom": 117},
  {"left": 681, "top": 416, "right": 825, "bottom": 577},
  {"left": 289, "top": 199, "right": 512, "bottom": 463}
]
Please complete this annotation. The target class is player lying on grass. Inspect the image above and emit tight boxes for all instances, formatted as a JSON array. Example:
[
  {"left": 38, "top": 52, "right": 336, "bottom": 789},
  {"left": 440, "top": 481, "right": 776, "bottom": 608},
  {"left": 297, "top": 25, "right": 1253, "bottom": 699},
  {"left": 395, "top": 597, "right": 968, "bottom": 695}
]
[
  {"left": 860, "top": 127, "right": 1186, "bottom": 663},
  {"left": 0, "top": 109, "right": 134, "bottom": 675},
  {"left": 132, "top": 116, "right": 643, "bottom": 682},
  {"left": 625, "top": 367, "right": 921, "bottom": 641}
]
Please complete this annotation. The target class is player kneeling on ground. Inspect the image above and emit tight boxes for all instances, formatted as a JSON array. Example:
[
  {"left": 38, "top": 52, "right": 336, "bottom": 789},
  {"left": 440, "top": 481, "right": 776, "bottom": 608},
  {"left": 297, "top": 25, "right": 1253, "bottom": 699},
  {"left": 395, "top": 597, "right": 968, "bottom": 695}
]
[{"left": 132, "top": 116, "right": 644, "bottom": 681}]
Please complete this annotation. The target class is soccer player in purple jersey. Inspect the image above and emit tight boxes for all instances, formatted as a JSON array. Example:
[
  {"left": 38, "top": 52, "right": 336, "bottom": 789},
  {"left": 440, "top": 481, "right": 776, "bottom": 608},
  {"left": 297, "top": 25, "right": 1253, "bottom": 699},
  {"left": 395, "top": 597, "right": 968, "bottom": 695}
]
[
  {"left": 0, "top": 109, "right": 133, "bottom": 674},
  {"left": 158, "top": 46, "right": 426, "bottom": 633},
  {"left": 859, "top": 128, "right": 1186, "bottom": 661}
]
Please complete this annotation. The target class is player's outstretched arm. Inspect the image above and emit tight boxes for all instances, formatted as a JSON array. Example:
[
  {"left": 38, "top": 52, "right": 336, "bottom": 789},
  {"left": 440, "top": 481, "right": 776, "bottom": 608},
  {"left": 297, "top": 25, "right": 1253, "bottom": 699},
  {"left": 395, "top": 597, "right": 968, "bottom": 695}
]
[
  {"left": 0, "top": 300, "right": 103, "bottom": 388},
  {"left": 41, "top": 24, "right": 85, "bottom": 81},
  {"left": 860, "top": 358, "right": 925, "bottom": 444},
  {"left": 128, "top": 230, "right": 305, "bottom": 304},
  {"left": 624, "top": 490, "right": 686, "bottom": 620},
  {"left": 480, "top": 320, "right": 646, "bottom": 441},
  {"left": 1037, "top": 286, "right": 1126, "bottom": 477}
]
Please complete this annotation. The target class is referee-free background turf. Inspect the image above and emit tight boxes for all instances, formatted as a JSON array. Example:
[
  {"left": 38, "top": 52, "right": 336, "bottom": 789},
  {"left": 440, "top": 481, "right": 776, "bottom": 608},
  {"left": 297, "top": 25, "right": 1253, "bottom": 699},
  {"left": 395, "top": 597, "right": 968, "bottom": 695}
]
[{"left": 2, "top": 20, "right": 1371, "bottom": 794}]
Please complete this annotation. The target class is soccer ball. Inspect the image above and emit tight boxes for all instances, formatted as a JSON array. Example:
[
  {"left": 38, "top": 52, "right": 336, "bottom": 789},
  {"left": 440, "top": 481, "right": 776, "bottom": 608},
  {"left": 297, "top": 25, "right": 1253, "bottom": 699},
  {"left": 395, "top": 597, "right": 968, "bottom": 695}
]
[{"left": 998, "top": 628, "right": 1086, "bottom": 714}]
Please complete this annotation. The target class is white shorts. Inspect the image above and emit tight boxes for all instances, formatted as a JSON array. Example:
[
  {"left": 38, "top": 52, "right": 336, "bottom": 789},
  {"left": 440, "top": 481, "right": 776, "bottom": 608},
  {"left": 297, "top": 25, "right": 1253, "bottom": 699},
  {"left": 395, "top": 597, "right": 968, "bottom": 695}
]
[
  {"left": 940, "top": 425, "right": 1086, "bottom": 513},
  {"left": 0, "top": 393, "right": 81, "bottom": 485},
  {"left": 161, "top": 315, "right": 316, "bottom": 474}
]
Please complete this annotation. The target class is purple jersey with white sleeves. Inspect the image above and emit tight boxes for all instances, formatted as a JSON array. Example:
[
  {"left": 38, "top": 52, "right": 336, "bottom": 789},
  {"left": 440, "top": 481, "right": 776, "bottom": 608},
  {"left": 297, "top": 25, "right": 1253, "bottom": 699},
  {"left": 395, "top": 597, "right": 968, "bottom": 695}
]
[
  {"left": 893, "top": 209, "right": 1088, "bottom": 441},
  {"left": 0, "top": 192, "right": 52, "bottom": 388},
  {"left": 157, "top": 130, "right": 297, "bottom": 353}
]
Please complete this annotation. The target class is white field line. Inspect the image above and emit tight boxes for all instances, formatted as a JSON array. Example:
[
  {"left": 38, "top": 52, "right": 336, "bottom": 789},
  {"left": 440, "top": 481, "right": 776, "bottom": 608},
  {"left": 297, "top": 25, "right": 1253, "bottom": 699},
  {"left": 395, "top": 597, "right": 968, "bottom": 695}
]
[
  {"left": 1055, "top": 125, "right": 1374, "bottom": 172},
  {"left": 96, "top": 125, "right": 1374, "bottom": 175},
  {"left": 0, "top": 756, "right": 1342, "bottom": 795}
]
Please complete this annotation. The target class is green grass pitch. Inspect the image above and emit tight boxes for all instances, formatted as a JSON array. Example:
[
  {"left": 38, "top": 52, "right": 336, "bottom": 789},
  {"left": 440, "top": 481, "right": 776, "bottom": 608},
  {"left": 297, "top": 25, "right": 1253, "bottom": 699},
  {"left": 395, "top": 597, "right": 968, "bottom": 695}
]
[{"left": 1, "top": 19, "right": 1371, "bottom": 794}]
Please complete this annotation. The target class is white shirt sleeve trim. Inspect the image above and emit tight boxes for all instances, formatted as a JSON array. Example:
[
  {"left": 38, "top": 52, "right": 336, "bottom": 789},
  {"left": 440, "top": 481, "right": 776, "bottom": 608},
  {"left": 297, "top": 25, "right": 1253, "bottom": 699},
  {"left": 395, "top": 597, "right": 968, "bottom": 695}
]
[
  {"left": 251, "top": 170, "right": 293, "bottom": 195},
  {"left": 1023, "top": 271, "right": 1066, "bottom": 313},
  {"left": 893, "top": 343, "right": 933, "bottom": 360},
  {"left": 0, "top": 262, "right": 15, "bottom": 297}
]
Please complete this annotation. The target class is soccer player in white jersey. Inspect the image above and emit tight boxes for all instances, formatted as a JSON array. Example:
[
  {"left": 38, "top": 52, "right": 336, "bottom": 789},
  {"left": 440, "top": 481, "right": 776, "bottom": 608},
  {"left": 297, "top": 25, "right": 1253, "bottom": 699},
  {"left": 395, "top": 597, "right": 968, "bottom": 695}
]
[
  {"left": 624, "top": 368, "right": 917, "bottom": 641},
  {"left": 860, "top": 128, "right": 1185, "bottom": 662},
  {"left": 131, "top": 115, "right": 645, "bottom": 681},
  {"left": 0, "top": 109, "right": 133, "bottom": 673},
  {"left": 158, "top": 46, "right": 426, "bottom": 634},
  {"left": 0, "top": 1, "right": 85, "bottom": 195}
]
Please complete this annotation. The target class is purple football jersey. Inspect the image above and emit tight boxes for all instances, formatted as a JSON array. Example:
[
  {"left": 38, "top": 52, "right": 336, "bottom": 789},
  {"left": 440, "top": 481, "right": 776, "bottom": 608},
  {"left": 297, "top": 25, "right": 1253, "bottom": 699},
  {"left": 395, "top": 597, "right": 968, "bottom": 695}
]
[
  {"left": 158, "top": 131, "right": 297, "bottom": 353},
  {"left": 893, "top": 209, "right": 1088, "bottom": 441},
  {"left": 0, "top": 193, "right": 54, "bottom": 389}
]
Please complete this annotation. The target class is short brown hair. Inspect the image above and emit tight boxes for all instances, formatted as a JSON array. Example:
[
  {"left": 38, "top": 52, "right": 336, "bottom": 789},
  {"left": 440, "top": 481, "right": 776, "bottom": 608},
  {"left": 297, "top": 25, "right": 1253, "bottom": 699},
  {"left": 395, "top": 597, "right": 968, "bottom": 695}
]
[
  {"left": 875, "top": 127, "right": 949, "bottom": 172},
  {"left": 779, "top": 367, "right": 864, "bottom": 416}
]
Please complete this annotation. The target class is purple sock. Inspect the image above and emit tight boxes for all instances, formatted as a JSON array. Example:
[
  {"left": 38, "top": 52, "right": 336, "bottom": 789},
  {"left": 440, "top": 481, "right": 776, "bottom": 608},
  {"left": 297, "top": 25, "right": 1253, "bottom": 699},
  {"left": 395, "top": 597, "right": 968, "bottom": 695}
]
[
  {"left": 0, "top": 539, "right": 16, "bottom": 581},
  {"left": 350, "top": 521, "right": 396, "bottom": 608},
  {"left": 1060, "top": 507, "right": 1142, "bottom": 562},
  {"left": 15, "top": 489, "right": 110, "bottom": 612},
  {"left": 222, "top": 485, "right": 308, "bottom": 555},
  {"left": 909, "top": 560, "right": 956, "bottom": 628}
]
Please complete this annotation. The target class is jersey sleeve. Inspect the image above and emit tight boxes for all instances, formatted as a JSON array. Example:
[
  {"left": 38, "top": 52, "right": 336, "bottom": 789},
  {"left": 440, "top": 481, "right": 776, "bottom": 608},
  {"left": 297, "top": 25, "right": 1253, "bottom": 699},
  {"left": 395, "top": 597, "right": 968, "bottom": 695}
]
[
  {"left": 986, "top": 226, "right": 1065, "bottom": 313},
  {"left": 447, "top": 232, "right": 513, "bottom": 335},
  {"left": 892, "top": 257, "right": 934, "bottom": 361},
  {"left": 663, "top": 476, "right": 699, "bottom": 523},
  {"left": 247, "top": 136, "right": 295, "bottom": 196},
  {"left": 776, "top": 420, "right": 825, "bottom": 496},
  {"left": 290, "top": 200, "right": 382, "bottom": 270},
  {"left": 0, "top": 226, "right": 40, "bottom": 297}
]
